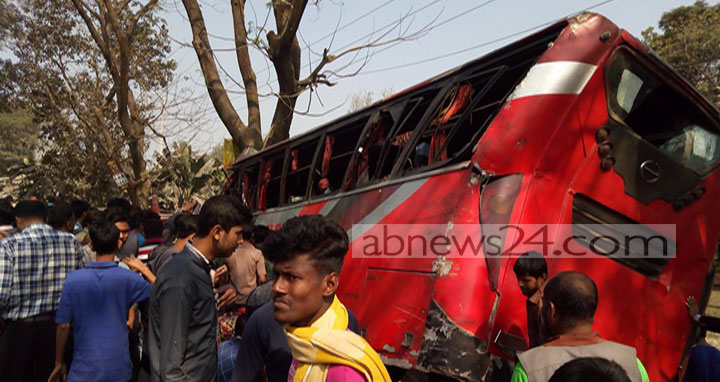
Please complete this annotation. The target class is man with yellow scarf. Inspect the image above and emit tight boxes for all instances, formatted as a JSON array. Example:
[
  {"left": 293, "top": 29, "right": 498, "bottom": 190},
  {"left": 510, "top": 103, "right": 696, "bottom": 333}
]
[{"left": 262, "top": 215, "right": 391, "bottom": 382}]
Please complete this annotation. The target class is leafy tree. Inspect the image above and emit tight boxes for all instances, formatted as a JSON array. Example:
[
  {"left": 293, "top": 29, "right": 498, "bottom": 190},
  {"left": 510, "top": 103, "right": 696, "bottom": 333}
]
[
  {"left": 643, "top": 1, "right": 720, "bottom": 107},
  {"left": 149, "top": 142, "right": 225, "bottom": 211},
  {"left": 8, "top": 0, "right": 176, "bottom": 206},
  {"left": 0, "top": 0, "right": 18, "bottom": 47},
  {"left": 0, "top": 109, "right": 39, "bottom": 176}
]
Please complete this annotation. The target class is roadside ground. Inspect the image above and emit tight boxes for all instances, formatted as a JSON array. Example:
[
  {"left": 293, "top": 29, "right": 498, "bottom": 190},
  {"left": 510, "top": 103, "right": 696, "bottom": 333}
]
[{"left": 706, "top": 287, "right": 720, "bottom": 348}]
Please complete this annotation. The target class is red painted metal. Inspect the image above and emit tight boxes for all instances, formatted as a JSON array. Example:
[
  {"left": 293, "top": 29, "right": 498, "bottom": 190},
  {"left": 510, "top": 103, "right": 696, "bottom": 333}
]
[{"left": 227, "top": 13, "right": 720, "bottom": 382}]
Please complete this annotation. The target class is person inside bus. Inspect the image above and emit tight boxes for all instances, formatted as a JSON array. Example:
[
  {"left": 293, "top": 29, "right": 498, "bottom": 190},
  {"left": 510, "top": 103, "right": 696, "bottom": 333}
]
[
  {"left": 510, "top": 271, "right": 649, "bottom": 382},
  {"left": 414, "top": 141, "right": 430, "bottom": 167},
  {"left": 263, "top": 215, "right": 391, "bottom": 382},
  {"left": 513, "top": 251, "right": 548, "bottom": 348}
]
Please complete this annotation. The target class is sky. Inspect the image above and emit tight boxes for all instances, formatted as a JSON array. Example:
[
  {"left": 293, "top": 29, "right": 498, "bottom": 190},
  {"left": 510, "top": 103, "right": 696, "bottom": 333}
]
[{"left": 130, "top": 0, "right": 720, "bottom": 153}]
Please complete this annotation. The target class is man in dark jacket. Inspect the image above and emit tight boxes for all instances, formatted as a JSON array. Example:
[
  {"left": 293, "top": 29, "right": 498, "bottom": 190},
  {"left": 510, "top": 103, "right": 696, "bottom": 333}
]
[{"left": 148, "top": 195, "right": 251, "bottom": 382}]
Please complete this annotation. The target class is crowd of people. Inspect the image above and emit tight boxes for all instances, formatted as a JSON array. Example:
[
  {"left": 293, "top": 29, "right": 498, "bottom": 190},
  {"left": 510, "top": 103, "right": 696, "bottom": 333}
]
[{"left": 0, "top": 194, "right": 718, "bottom": 382}]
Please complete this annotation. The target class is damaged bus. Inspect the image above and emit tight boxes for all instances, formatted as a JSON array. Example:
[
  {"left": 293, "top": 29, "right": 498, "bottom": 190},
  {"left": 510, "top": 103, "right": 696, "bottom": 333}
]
[{"left": 224, "top": 13, "right": 720, "bottom": 382}]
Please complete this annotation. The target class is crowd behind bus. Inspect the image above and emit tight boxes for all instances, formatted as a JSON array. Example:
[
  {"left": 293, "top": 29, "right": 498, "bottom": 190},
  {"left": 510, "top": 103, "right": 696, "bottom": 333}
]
[{"left": 0, "top": 194, "right": 718, "bottom": 382}]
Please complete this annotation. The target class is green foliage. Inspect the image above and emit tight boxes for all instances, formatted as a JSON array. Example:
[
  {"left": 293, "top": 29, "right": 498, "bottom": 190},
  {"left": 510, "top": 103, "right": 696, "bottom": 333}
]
[
  {"left": 642, "top": 1, "right": 720, "bottom": 107},
  {"left": 1, "top": 0, "right": 176, "bottom": 205},
  {"left": 0, "top": 0, "right": 18, "bottom": 47},
  {"left": 150, "top": 142, "right": 225, "bottom": 211},
  {"left": 0, "top": 109, "right": 39, "bottom": 176}
]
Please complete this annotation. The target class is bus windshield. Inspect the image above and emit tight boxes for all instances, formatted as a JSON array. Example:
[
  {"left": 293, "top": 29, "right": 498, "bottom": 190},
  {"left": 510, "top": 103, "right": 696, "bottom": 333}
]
[{"left": 606, "top": 50, "right": 720, "bottom": 175}]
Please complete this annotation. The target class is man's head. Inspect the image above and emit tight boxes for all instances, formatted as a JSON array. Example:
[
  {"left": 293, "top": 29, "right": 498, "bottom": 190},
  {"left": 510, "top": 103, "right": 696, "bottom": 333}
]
[
  {"left": 548, "top": 357, "right": 630, "bottom": 382},
  {"left": 241, "top": 223, "right": 255, "bottom": 242},
  {"left": 84, "top": 209, "right": 106, "bottom": 228},
  {"left": 264, "top": 215, "right": 349, "bottom": 326},
  {"left": 540, "top": 271, "right": 598, "bottom": 337},
  {"left": 143, "top": 217, "right": 164, "bottom": 240},
  {"left": 48, "top": 202, "right": 76, "bottom": 233},
  {"left": 107, "top": 197, "right": 131, "bottom": 212},
  {"left": 108, "top": 212, "right": 132, "bottom": 245},
  {"left": 175, "top": 213, "right": 198, "bottom": 240},
  {"left": 252, "top": 225, "right": 270, "bottom": 246},
  {"left": 0, "top": 198, "right": 14, "bottom": 226},
  {"left": 71, "top": 199, "right": 90, "bottom": 224},
  {"left": 89, "top": 219, "right": 122, "bottom": 256},
  {"left": 513, "top": 251, "right": 548, "bottom": 298},
  {"left": 13, "top": 200, "right": 47, "bottom": 231},
  {"left": 134, "top": 209, "right": 160, "bottom": 236},
  {"left": 196, "top": 195, "right": 252, "bottom": 258}
]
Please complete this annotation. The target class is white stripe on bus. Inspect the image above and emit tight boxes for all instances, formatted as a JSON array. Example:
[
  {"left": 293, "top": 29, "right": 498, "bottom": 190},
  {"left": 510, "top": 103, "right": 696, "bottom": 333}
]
[
  {"left": 347, "top": 177, "right": 429, "bottom": 241},
  {"left": 509, "top": 61, "right": 597, "bottom": 99}
]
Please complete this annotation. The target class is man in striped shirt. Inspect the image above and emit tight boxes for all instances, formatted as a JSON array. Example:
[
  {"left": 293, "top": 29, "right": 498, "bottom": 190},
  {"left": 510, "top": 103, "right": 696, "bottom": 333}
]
[{"left": 0, "top": 200, "right": 84, "bottom": 382}]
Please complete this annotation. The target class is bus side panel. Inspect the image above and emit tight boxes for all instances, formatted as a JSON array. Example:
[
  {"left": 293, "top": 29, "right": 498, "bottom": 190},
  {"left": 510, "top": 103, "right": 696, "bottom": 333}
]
[
  {"left": 333, "top": 169, "right": 500, "bottom": 378},
  {"left": 480, "top": 90, "right": 595, "bottom": 358}
]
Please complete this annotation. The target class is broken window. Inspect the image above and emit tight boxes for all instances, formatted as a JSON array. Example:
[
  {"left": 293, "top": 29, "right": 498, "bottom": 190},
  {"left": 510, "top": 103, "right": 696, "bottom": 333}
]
[
  {"left": 239, "top": 162, "right": 260, "bottom": 211},
  {"left": 607, "top": 50, "right": 720, "bottom": 175},
  {"left": 311, "top": 116, "right": 368, "bottom": 198},
  {"left": 258, "top": 150, "right": 284, "bottom": 210},
  {"left": 375, "top": 88, "right": 442, "bottom": 179},
  {"left": 344, "top": 104, "right": 406, "bottom": 190},
  {"left": 285, "top": 139, "right": 320, "bottom": 204}
]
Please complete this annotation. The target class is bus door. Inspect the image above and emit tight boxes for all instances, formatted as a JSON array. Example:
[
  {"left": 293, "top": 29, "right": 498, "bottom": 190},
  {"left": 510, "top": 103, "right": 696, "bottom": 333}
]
[{"left": 562, "top": 47, "right": 720, "bottom": 380}]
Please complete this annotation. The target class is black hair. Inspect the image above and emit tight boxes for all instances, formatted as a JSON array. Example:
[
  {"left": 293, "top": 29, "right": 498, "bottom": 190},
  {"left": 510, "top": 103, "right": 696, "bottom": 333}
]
[
  {"left": 548, "top": 357, "right": 630, "bottom": 382},
  {"left": 107, "top": 197, "right": 131, "bottom": 212},
  {"left": 133, "top": 209, "right": 160, "bottom": 231},
  {"left": 70, "top": 200, "right": 90, "bottom": 219},
  {"left": 241, "top": 223, "right": 255, "bottom": 241},
  {"left": 107, "top": 211, "right": 130, "bottom": 225},
  {"left": 0, "top": 198, "right": 13, "bottom": 225},
  {"left": 543, "top": 271, "right": 598, "bottom": 325},
  {"left": 197, "top": 195, "right": 252, "bottom": 237},
  {"left": 84, "top": 209, "right": 106, "bottom": 228},
  {"left": 175, "top": 213, "right": 199, "bottom": 239},
  {"left": 13, "top": 200, "right": 47, "bottom": 220},
  {"left": 89, "top": 219, "right": 120, "bottom": 255},
  {"left": 143, "top": 217, "right": 164, "bottom": 239},
  {"left": 513, "top": 251, "right": 548, "bottom": 278},
  {"left": 263, "top": 215, "right": 348, "bottom": 275},
  {"left": 253, "top": 225, "right": 270, "bottom": 245},
  {"left": 48, "top": 202, "right": 74, "bottom": 230}
]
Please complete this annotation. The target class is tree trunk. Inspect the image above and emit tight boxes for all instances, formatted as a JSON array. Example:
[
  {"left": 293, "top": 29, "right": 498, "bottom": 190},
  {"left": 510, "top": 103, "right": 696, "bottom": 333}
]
[
  {"left": 182, "top": 0, "right": 262, "bottom": 151},
  {"left": 264, "top": 0, "right": 306, "bottom": 147},
  {"left": 231, "top": 0, "right": 261, "bottom": 135},
  {"left": 265, "top": 36, "right": 301, "bottom": 146}
]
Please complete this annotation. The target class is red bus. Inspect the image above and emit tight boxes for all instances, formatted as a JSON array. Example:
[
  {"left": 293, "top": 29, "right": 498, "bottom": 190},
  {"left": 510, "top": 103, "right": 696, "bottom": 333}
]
[{"left": 225, "top": 13, "right": 720, "bottom": 381}]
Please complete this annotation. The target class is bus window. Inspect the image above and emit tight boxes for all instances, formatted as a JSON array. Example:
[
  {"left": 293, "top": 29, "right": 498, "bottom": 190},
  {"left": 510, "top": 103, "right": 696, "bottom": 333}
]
[
  {"left": 344, "top": 103, "right": 407, "bottom": 190},
  {"left": 311, "top": 116, "right": 368, "bottom": 197},
  {"left": 416, "top": 83, "right": 476, "bottom": 166},
  {"left": 258, "top": 150, "right": 285, "bottom": 210},
  {"left": 239, "top": 163, "right": 260, "bottom": 210},
  {"left": 285, "top": 139, "right": 320, "bottom": 204},
  {"left": 376, "top": 88, "right": 443, "bottom": 179},
  {"left": 607, "top": 50, "right": 720, "bottom": 175}
]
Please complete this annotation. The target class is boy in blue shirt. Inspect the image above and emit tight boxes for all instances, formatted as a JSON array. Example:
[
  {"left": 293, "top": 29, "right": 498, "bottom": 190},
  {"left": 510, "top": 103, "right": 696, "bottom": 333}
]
[{"left": 49, "top": 219, "right": 151, "bottom": 382}]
